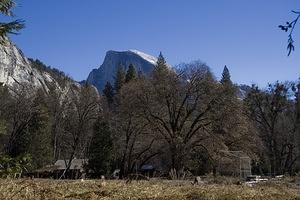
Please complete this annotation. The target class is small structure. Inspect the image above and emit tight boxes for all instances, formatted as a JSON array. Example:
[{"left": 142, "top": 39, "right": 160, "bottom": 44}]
[
  {"left": 31, "top": 165, "right": 60, "bottom": 178},
  {"left": 28, "top": 159, "right": 88, "bottom": 179},
  {"left": 140, "top": 164, "right": 156, "bottom": 177},
  {"left": 53, "top": 159, "right": 88, "bottom": 179},
  {"left": 54, "top": 159, "right": 88, "bottom": 171},
  {"left": 217, "top": 151, "right": 251, "bottom": 179}
]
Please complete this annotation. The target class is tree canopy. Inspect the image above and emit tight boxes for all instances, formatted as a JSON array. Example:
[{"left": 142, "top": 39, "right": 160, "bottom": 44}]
[{"left": 0, "top": 0, "right": 24, "bottom": 44}]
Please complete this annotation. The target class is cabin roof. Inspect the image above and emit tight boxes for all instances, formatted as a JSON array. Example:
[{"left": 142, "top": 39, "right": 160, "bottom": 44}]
[{"left": 54, "top": 159, "right": 88, "bottom": 170}]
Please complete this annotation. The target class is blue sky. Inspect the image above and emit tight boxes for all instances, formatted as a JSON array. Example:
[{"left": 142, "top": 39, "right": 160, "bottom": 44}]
[{"left": 3, "top": 0, "right": 300, "bottom": 86}]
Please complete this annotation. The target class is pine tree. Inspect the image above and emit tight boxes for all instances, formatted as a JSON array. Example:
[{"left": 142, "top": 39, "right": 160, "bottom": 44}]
[
  {"left": 103, "top": 82, "right": 114, "bottom": 106},
  {"left": 125, "top": 64, "right": 136, "bottom": 83},
  {"left": 156, "top": 52, "right": 167, "bottom": 71},
  {"left": 220, "top": 65, "right": 232, "bottom": 85},
  {"left": 28, "top": 105, "right": 53, "bottom": 169},
  {"left": 88, "top": 120, "right": 113, "bottom": 177},
  {"left": 0, "top": 0, "right": 24, "bottom": 45},
  {"left": 0, "top": 83, "right": 8, "bottom": 137},
  {"left": 152, "top": 52, "right": 168, "bottom": 79},
  {"left": 114, "top": 65, "right": 126, "bottom": 93}
]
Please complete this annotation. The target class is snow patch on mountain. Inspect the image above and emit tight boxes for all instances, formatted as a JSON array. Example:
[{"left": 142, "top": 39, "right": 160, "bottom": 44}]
[{"left": 129, "top": 49, "right": 158, "bottom": 65}]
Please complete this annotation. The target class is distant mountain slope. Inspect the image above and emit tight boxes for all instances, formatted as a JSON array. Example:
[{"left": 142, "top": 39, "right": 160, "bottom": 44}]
[
  {"left": 237, "top": 84, "right": 252, "bottom": 99},
  {"left": 0, "top": 39, "right": 251, "bottom": 99},
  {"left": 87, "top": 50, "right": 158, "bottom": 92},
  {"left": 0, "top": 38, "right": 78, "bottom": 92}
]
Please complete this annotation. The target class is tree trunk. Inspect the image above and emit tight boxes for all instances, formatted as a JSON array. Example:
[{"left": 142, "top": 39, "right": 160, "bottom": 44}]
[{"left": 59, "top": 151, "right": 75, "bottom": 179}]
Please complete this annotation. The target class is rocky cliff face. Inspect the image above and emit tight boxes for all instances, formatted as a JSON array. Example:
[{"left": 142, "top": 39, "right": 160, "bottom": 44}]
[
  {"left": 0, "top": 38, "right": 78, "bottom": 92},
  {"left": 87, "top": 50, "right": 158, "bottom": 92}
]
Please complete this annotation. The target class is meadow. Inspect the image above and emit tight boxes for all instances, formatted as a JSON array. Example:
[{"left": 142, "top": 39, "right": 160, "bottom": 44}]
[{"left": 0, "top": 178, "right": 299, "bottom": 200}]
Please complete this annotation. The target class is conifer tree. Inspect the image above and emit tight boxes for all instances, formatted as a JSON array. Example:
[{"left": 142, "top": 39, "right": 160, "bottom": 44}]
[
  {"left": 28, "top": 104, "right": 53, "bottom": 169},
  {"left": 220, "top": 65, "right": 232, "bottom": 85},
  {"left": 125, "top": 64, "right": 136, "bottom": 83},
  {"left": 0, "top": 0, "right": 24, "bottom": 44},
  {"left": 152, "top": 52, "right": 169, "bottom": 80},
  {"left": 155, "top": 52, "right": 168, "bottom": 71},
  {"left": 103, "top": 81, "right": 114, "bottom": 106},
  {"left": 114, "top": 65, "right": 126, "bottom": 93},
  {"left": 0, "top": 83, "right": 8, "bottom": 138},
  {"left": 88, "top": 120, "right": 113, "bottom": 177}
]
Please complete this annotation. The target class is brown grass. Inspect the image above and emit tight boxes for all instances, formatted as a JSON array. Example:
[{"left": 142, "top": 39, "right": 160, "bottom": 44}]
[{"left": 0, "top": 179, "right": 299, "bottom": 200}]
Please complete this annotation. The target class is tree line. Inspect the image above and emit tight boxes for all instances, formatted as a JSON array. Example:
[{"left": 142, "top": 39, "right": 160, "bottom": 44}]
[{"left": 1, "top": 52, "right": 299, "bottom": 178}]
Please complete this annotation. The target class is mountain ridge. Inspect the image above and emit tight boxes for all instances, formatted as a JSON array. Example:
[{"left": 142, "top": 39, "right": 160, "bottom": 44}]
[
  {"left": 87, "top": 50, "right": 158, "bottom": 92},
  {"left": 0, "top": 38, "right": 79, "bottom": 93}
]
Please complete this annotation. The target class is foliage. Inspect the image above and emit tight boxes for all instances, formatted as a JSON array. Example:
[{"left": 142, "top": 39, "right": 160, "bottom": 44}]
[
  {"left": 0, "top": 49, "right": 300, "bottom": 180},
  {"left": 125, "top": 64, "right": 137, "bottom": 83},
  {"left": 0, "top": 0, "right": 14, "bottom": 15},
  {"left": 88, "top": 120, "right": 113, "bottom": 177},
  {"left": 0, "top": 154, "right": 31, "bottom": 178},
  {"left": 0, "top": 0, "right": 25, "bottom": 45},
  {"left": 138, "top": 59, "right": 222, "bottom": 171},
  {"left": 103, "top": 81, "right": 114, "bottom": 107},
  {"left": 29, "top": 58, "right": 72, "bottom": 88},
  {"left": 3, "top": 86, "right": 41, "bottom": 157},
  {"left": 220, "top": 65, "right": 232, "bottom": 85},
  {"left": 245, "top": 82, "right": 300, "bottom": 175},
  {"left": 279, "top": 10, "right": 300, "bottom": 56},
  {"left": 152, "top": 52, "right": 168, "bottom": 79},
  {"left": 113, "top": 79, "right": 159, "bottom": 178},
  {"left": 0, "top": 119, "right": 5, "bottom": 136},
  {"left": 59, "top": 84, "right": 100, "bottom": 178},
  {"left": 114, "top": 65, "right": 126, "bottom": 93},
  {"left": 27, "top": 97, "right": 53, "bottom": 169}
]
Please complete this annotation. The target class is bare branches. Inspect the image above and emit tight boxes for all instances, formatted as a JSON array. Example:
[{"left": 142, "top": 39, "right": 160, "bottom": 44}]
[{"left": 279, "top": 10, "right": 300, "bottom": 56}]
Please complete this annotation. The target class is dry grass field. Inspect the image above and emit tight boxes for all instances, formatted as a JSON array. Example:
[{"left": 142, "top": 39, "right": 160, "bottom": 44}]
[{"left": 0, "top": 178, "right": 299, "bottom": 200}]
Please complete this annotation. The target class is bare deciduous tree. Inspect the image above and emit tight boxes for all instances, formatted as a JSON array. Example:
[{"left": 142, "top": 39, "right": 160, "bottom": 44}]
[
  {"left": 136, "top": 61, "right": 221, "bottom": 172},
  {"left": 113, "top": 80, "right": 159, "bottom": 178},
  {"left": 246, "top": 82, "right": 300, "bottom": 175},
  {"left": 59, "top": 84, "right": 101, "bottom": 178}
]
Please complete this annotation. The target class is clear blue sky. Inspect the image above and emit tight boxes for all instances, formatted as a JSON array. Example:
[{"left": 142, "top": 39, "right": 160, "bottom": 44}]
[{"left": 4, "top": 0, "right": 300, "bottom": 86}]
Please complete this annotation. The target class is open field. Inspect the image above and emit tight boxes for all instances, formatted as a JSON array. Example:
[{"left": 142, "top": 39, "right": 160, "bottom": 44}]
[{"left": 0, "top": 179, "right": 300, "bottom": 200}]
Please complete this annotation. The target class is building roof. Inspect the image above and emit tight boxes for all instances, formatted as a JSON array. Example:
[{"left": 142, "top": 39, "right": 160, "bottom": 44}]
[{"left": 54, "top": 159, "right": 88, "bottom": 170}]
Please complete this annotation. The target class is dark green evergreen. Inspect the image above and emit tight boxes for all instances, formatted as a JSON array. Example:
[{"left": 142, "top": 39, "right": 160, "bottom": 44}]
[
  {"left": 152, "top": 52, "right": 169, "bottom": 80},
  {"left": 220, "top": 65, "right": 232, "bottom": 85},
  {"left": 88, "top": 120, "right": 113, "bottom": 177},
  {"left": 0, "top": 0, "right": 25, "bottom": 45},
  {"left": 155, "top": 52, "right": 168, "bottom": 71},
  {"left": 157, "top": 52, "right": 166, "bottom": 66},
  {"left": 27, "top": 104, "right": 53, "bottom": 169},
  {"left": 114, "top": 65, "right": 126, "bottom": 93},
  {"left": 103, "top": 81, "right": 114, "bottom": 106},
  {"left": 125, "top": 64, "right": 136, "bottom": 83}
]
